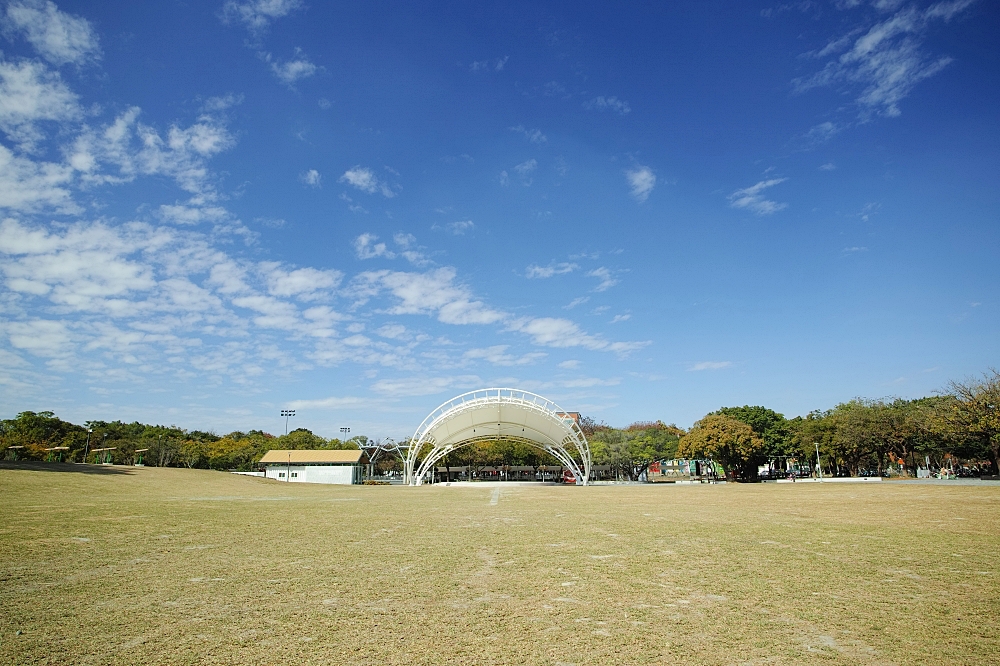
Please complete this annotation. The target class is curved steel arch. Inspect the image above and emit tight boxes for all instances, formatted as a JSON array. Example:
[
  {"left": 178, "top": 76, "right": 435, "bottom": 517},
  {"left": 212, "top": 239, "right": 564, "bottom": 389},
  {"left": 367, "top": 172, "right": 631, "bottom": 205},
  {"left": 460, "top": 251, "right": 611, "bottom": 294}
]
[{"left": 404, "top": 388, "right": 591, "bottom": 486}]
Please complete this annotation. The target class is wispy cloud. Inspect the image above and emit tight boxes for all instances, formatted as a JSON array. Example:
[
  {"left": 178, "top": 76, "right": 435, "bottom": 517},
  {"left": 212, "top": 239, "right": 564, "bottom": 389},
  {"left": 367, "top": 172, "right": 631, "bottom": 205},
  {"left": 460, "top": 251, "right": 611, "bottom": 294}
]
[
  {"left": 261, "top": 49, "right": 317, "bottom": 85},
  {"left": 469, "top": 56, "right": 508, "bottom": 72},
  {"left": 222, "top": 0, "right": 303, "bottom": 33},
  {"left": 626, "top": 166, "right": 655, "bottom": 202},
  {"left": 509, "top": 125, "right": 547, "bottom": 143},
  {"left": 508, "top": 317, "right": 648, "bottom": 355},
  {"left": 819, "top": 162, "right": 837, "bottom": 171},
  {"left": 588, "top": 267, "right": 619, "bottom": 292},
  {"left": 463, "top": 345, "right": 546, "bottom": 367},
  {"left": 585, "top": 96, "right": 631, "bottom": 115},
  {"left": 300, "top": 169, "right": 321, "bottom": 187},
  {"left": 4, "top": 0, "right": 101, "bottom": 65},
  {"left": 728, "top": 178, "right": 788, "bottom": 215},
  {"left": 432, "top": 219, "right": 474, "bottom": 235},
  {"left": 526, "top": 262, "right": 577, "bottom": 279},
  {"left": 286, "top": 395, "right": 382, "bottom": 410},
  {"left": 564, "top": 297, "right": 589, "bottom": 310},
  {"left": 512, "top": 158, "right": 537, "bottom": 185},
  {"left": 339, "top": 166, "right": 397, "bottom": 197},
  {"left": 354, "top": 233, "right": 393, "bottom": 260},
  {"left": 610, "top": 314, "right": 631, "bottom": 323},
  {"left": 795, "top": 1, "right": 977, "bottom": 118},
  {"left": 372, "top": 375, "right": 482, "bottom": 397},
  {"left": 0, "top": 58, "right": 81, "bottom": 151},
  {"left": 688, "top": 361, "right": 732, "bottom": 371}
]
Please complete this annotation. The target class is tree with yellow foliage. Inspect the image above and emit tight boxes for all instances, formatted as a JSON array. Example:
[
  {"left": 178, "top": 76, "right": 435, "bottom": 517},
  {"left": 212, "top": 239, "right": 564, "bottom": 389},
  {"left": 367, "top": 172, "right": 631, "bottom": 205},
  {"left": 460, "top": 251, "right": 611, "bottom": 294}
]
[{"left": 678, "top": 413, "right": 765, "bottom": 481}]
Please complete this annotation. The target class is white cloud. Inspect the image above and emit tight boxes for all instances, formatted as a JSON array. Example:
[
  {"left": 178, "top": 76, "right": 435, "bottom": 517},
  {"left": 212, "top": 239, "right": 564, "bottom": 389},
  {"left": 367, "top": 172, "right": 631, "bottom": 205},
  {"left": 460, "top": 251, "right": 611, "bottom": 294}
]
[
  {"left": 0, "top": 58, "right": 81, "bottom": 150},
  {"left": 795, "top": 1, "right": 976, "bottom": 118},
  {"left": 260, "top": 262, "right": 342, "bottom": 300},
  {"left": 300, "top": 169, "right": 321, "bottom": 187},
  {"left": 354, "top": 233, "right": 393, "bottom": 260},
  {"left": 728, "top": 178, "right": 788, "bottom": 215},
  {"left": 610, "top": 314, "right": 630, "bottom": 323},
  {"left": 4, "top": 0, "right": 101, "bottom": 66},
  {"left": 267, "top": 51, "right": 318, "bottom": 85},
  {"left": 463, "top": 345, "right": 546, "bottom": 367},
  {"left": 371, "top": 374, "right": 481, "bottom": 397},
  {"left": 62, "top": 106, "right": 236, "bottom": 196},
  {"left": 558, "top": 359, "right": 580, "bottom": 369},
  {"left": 158, "top": 202, "right": 230, "bottom": 225},
  {"left": 564, "top": 297, "right": 589, "bottom": 310},
  {"left": 510, "top": 125, "right": 547, "bottom": 143},
  {"left": 626, "top": 166, "right": 655, "bottom": 202},
  {"left": 584, "top": 96, "right": 631, "bottom": 115},
  {"left": 375, "top": 324, "right": 407, "bottom": 340},
  {"left": 509, "top": 317, "right": 647, "bottom": 355},
  {"left": 339, "top": 165, "right": 396, "bottom": 197},
  {"left": 469, "top": 56, "right": 508, "bottom": 72},
  {"left": 393, "top": 233, "right": 430, "bottom": 266},
  {"left": 688, "top": 361, "right": 732, "bottom": 371},
  {"left": 0, "top": 143, "right": 76, "bottom": 213},
  {"left": 222, "top": 0, "right": 303, "bottom": 33},
  {"left": 805, "top": 121, "right": 841, "bottom": 145},
  {"left": 286, "top": 395, "right": 382, "bottom": 410},
  {"left": 373, "top": 268, "right": 505, "bottom": 325},
  {"left": 526, "top": 262, "right": 577, "bottom": 279},
  {"left": 512, "top": 158, "right": 537, "bottom": 185},
  {"left": 5, "top": 318, "right": 74, "bottom": 359},
  {"left": 445, "top": 220, "right": 474, "bottom": 235},
  {"left": 498, "top": 170, "right": 509, "bottom": 187},
  {"left": 819, "top": 162, "right": 836, "bottom": 171},
  {"left": 588, "top": 267, "right": 618, "bottom": 292}
]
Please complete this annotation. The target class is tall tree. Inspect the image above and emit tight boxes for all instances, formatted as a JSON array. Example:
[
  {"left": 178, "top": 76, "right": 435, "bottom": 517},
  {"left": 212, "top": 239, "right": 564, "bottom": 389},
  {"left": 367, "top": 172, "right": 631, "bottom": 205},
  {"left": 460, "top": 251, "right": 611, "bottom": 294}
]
[
  {"left": 678, "top": 414, "right": 765, "bottom": 481},
  {"left": 713, "top": 406, "right": 791, "bottom": 458},
  {"left": 942, "top": 369, "right": 1000, "bottom": 473}
]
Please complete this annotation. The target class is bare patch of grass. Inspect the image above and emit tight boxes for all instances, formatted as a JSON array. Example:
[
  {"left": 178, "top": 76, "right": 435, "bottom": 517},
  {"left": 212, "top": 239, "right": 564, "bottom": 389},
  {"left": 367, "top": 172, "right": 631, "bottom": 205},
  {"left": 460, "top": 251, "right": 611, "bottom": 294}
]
[{"left": 0, "top": 466, "right": 998, "bottom": 664}]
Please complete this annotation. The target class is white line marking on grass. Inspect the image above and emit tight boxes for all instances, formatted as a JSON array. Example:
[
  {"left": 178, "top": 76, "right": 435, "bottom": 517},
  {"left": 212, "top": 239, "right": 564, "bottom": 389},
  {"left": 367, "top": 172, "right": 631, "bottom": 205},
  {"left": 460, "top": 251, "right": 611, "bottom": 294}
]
[{"left": 490, "top": 487, "right": 500, "bottom": 505}]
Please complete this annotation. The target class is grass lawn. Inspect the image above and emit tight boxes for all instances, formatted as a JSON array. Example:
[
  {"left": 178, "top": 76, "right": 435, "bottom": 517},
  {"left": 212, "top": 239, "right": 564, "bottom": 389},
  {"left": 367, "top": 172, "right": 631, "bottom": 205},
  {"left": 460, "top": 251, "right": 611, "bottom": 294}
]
[{"left": 1, "top": 463, "right": 998, "bottom": 665}]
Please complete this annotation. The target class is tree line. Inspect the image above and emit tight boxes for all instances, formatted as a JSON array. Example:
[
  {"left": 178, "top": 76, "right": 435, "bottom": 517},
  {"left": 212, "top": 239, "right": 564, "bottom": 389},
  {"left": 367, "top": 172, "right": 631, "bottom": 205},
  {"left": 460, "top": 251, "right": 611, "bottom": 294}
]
[
  {"left": 2, "top": 369, "right": 996, "bottom": 481},
  {"left": 555, "top": 369, "right": 997, "bottom": 482},
  {"left": 0, "top": 415, "right": 364, "bottom": 472}
]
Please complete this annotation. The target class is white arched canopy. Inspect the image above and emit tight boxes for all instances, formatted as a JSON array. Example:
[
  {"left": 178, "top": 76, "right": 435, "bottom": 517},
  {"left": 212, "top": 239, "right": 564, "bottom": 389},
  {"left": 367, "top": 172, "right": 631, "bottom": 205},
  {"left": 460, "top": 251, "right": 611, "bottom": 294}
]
[{"left": 404, "top": 388, "right": 592, "bottom": 485}]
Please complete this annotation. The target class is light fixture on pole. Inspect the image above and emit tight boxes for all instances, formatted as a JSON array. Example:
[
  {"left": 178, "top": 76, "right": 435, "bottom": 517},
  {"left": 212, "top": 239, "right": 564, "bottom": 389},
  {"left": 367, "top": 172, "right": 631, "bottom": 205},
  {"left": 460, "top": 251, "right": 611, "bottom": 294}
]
[
  {"left": 281, "top": 409, "right": 295, "bottom": 435},
  {"left": 340, "top": 427, "right": 350, "bottom": 435},
  {"left": 83, "top": 428, "right": 92, "bottom": 463}
]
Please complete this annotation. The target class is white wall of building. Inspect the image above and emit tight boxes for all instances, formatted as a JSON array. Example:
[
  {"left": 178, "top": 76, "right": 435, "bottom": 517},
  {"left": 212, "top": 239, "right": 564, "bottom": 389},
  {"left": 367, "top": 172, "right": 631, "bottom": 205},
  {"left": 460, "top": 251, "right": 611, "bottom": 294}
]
[{"left": 264, "top": 464, "right": 357, "bottom": 484}]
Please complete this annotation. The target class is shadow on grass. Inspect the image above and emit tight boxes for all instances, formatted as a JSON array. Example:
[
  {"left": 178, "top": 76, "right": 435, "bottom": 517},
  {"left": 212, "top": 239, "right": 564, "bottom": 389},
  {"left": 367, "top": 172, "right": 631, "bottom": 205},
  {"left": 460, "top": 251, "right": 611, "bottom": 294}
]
[{"left": 0, "top": 460, "right": 136, "bottom": 475}]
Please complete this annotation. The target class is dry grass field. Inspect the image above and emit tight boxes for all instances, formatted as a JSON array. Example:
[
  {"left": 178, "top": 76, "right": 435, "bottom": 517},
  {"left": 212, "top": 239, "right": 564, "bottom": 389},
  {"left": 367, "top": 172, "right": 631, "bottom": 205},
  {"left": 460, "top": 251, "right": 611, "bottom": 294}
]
[{"left": 1, "top": 463, "right": 998, "bottom": 665}]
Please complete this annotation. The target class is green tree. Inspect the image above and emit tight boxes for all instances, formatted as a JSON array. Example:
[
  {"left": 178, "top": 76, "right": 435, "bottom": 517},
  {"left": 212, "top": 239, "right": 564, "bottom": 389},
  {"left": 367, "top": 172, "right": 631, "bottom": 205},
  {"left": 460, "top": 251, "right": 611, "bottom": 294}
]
[
  {"left": 678, "top": 414, "right": 764, "bottom": 481},
  {"left": 713, "top": 406, "right": 791, "bottom": 458},
  {"left": 0, "top": 411, "right": 87, "bottom": 461},
  {"left": 942, "top": 369, "right": 1000, "bottom": 473}
]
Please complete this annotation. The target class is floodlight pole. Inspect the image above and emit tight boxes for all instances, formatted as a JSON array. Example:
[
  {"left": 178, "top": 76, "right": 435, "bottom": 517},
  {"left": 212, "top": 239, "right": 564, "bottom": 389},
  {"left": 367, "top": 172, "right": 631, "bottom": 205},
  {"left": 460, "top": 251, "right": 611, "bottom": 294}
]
[
  {"left": 815, "top": 442, "right": 823, "bottom": 481},
  {"left": 281, "top": 409, "right": 295, "bottom": 435},
  {"left": 83, "top": 428, "right": 92, "bottom": 463}
]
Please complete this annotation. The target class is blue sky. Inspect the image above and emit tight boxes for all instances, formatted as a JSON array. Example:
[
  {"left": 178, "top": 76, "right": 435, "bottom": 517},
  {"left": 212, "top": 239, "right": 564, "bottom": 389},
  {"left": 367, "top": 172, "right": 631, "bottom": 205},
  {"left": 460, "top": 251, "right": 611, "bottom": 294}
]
[{"left": 1, "top": 0, "right": 997, "bottom": 438}]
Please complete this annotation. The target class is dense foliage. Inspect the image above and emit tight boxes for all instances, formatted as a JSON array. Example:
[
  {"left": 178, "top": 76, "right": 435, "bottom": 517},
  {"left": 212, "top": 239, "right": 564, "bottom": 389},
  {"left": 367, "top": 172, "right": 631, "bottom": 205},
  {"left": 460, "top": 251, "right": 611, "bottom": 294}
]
[
  {"left": 3, "top": 370, "right": 997, "bottom": 479},
  {"left": 0, "top": 416, "right": 360, "bottom": 472}
]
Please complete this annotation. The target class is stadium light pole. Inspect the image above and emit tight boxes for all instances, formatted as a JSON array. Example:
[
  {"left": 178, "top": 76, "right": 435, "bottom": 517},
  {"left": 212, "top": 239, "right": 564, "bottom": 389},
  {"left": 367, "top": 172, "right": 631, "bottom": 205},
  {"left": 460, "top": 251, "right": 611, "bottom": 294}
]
[
  {"left": 82, "top": 428, "right": 92, "bottom": 463},
  {"left": 281, "top": 409, "right": 295, "bottom": 435}
]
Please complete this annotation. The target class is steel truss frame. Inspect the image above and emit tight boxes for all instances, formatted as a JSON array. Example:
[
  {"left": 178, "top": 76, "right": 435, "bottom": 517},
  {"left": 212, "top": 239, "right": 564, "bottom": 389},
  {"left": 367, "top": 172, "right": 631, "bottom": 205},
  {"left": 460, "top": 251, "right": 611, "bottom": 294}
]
[{"left": 404, "top": 388, "right": 592, "bottom": 486}]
